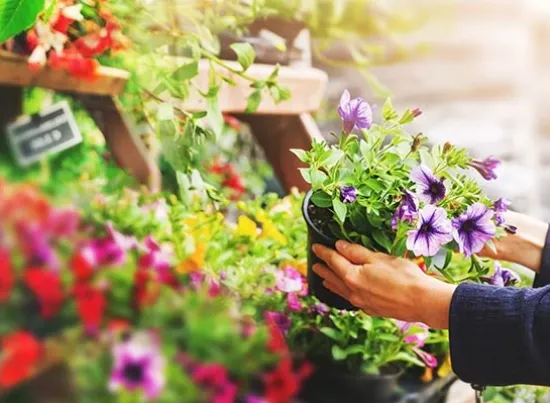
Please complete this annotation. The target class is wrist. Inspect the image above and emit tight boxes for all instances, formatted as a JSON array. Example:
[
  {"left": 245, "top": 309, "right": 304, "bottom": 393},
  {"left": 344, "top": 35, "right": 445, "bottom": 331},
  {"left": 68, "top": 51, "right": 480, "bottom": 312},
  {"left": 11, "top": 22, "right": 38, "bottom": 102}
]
[{"left": 416, "top": 277, "right": 456, "bottom": 330}]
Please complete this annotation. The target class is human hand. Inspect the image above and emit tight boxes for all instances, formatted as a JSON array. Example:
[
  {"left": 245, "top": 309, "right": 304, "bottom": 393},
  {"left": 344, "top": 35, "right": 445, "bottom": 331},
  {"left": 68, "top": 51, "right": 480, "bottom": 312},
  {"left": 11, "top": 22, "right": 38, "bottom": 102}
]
[{"left": 312, "top": 241, "right": 456, "bottom": 329}]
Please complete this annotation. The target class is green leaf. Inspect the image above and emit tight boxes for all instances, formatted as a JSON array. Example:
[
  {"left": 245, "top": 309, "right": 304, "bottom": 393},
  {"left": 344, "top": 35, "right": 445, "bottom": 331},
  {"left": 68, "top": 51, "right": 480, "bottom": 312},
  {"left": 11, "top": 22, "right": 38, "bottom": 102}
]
[
  {"left": 267, "top": 65, "right": 280, "bottom": 82},
  {"left": 310, "top": 169, "right": 327, "bottom": 188},
  {"left": 332, "top": 198, "right": 347, "bottom": 223},
  {"left": 311, "top": 191, "right": 332, "bottom": 208},
  {"left": 320, "top": 149, "right": 344, "bottom": 168},
  {"left": 442, "top": 248, "right": 453, "bottom": 269},
  {"left": 372, "top": 231, "right": 392, "bottom": 253},
  {"left": 0, "top": 0, "right": 45, "bottom": 43},
  {"left": 157, "top": 103, "right": 174, "bottom": 121},
  {"left": 381, "top": 98, "right": 398, "bottom": 122},
  {"left": 331, "top": 345, "right": 347, "bottom": 360},
  {"left": 364, "top": 178, "right": 385, "bottom": 193},
  {"left": 42, "top": 0, "right": 56, "bottom": 22},
  {"left": 299, "top": 168, "right": 311, "bottom": 183},
  {"left": 391, "top": 352, "right": 425, "bottom": 367},
  {"left": 230, "top": 42, "right": 255, "bottom": 71},
  {"left": 245, "top": 90, "right": 262, "bottom": 113},
  {"left": 320, "top": 327, "right": 342, "bottom": 341},
  {"left": 290, "top": 148, "right": 308, "bottom": 163},
  {"left": 172, "top": 61, "right": 199, "bottom": 81},
  {"left": 206, "top": 94, "right": 223, "bottom": 139}
]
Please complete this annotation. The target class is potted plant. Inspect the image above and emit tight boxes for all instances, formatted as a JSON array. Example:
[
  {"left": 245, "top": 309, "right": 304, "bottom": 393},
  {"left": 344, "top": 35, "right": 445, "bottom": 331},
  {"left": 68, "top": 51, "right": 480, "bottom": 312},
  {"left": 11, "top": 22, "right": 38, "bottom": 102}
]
[{"left": 293, "top": 90, "right": 513, "bottom": 310}]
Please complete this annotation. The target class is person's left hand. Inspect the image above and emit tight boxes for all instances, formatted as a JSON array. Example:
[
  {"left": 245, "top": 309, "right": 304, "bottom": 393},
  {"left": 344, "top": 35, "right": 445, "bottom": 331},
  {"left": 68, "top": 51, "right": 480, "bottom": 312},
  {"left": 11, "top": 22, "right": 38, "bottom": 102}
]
[{"left": 312, "top": 240, "right": 456, "bottom": 329}]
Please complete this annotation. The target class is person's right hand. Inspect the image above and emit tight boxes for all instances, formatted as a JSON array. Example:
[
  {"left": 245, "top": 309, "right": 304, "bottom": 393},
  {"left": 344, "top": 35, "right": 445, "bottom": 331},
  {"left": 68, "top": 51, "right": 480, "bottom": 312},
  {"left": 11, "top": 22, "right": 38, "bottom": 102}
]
[{"left": 478, "top": 212, "right": 547, "bottom": 272}]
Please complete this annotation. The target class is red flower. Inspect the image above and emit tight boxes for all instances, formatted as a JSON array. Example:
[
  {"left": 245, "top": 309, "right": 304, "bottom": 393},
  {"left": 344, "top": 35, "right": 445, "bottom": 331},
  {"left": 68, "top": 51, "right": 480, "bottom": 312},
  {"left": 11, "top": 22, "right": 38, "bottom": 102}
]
[
  {"left": 265, "top": 312, "right": 289, "bottom": 355},
  {"left": 70, "top": 250, "right": 96, "bottom": 282},
  {"left": 24, "top": 268, "right": 64, "bottom": 319},
  {"left": 222, "top": 173, "right": 246, "bottom": 195},
  {"left": 0, "top": 331, "right": 42, "bottom": 388},
  {"left": 263, "top": 358, "right": 299, "bottom": 403},
  {"left": 223, "top": 114, "right": 242, "bottom": 131},
  {"left": 74, "top": 31, "right": 113, "bottom": 57},
  {"left": 0, "top": 249, "right": 14, "bottom": 302},
  {"left": 73, "top": 284, "right": 105, "bottom": 332},
  {"left": 52, "top": 14, "right": 73, "bottom": 34},
  {"left": 48, "top": 50, "right": 98, "bottom": 81},
  {"left": 133, "top": 268, "right": 160, "bottom": 309},
  {"left": 25, "top": 29, "right": 39, "bottom": 52}
]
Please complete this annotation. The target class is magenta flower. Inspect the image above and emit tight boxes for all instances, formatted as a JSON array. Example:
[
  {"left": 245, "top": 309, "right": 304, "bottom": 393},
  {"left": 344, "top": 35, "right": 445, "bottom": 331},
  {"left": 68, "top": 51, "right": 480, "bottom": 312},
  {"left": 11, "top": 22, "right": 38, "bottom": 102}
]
[
  {"left": 45, "top": 208, "right": 80, "bottom": 238},
  {"left": 392, "top": 190, "right": 419, "bottom": 229},
  {"left": 469, "top": 156, "right": 501, "bottom": 181},
  {"left": 485, "top": 263, "right": 520, "bottom": 287},
  {"left": 286, "top": 293, "right": 303, "bottom": 312},
  {"left": 406, "top": 205, "right": 453, "bottom": 257},
  {"left": 452, "top": 203, "right": 496, "bottom": 257},
  {"left": 139, "top": 236, "right": 174, "bottom": 283},
  {"left": 415, "top": 349, "right": 438, "bottom": 369},
  {"left": 275, "top": 267, "right": 305, "bottom": 294},
  {"left": 189, "top": 271, "right": 205, "bottom": 289},
  {"left": 208, "top": 279, "right": 222, "bottom": 297},
  {"left": 16, "top": 222, "right": 60, "bottom": 270},
  {"left": 246, "top": 395, "right": 267, "bottom": 403},
  {"left": 192, "top": 363, "right": 237, "bottom": 403},
  {"left": 411, "top": 165, "right": 446, "bottom": 204},
  {"left": 109, "top": 333, "right": 165, "bottom": 400},
  {"left": 340, "top": 186, "right": 357, "bottom": 204},
  {"left": 396, "top": 321, "right": 437, "bottom": 368},
  {"left": 265, "top": 311, "right": 291, "bottom": 334},
  {"left": 337, "top": 90, "right": 373, "bottom": 134}
]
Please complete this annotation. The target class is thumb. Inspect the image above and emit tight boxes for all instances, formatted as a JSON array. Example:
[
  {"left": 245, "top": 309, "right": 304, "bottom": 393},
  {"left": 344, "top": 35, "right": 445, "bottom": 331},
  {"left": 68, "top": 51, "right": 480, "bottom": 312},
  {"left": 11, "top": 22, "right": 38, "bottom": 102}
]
[{"left": 335, "top": 240, "right": 375, "bottom": 264}]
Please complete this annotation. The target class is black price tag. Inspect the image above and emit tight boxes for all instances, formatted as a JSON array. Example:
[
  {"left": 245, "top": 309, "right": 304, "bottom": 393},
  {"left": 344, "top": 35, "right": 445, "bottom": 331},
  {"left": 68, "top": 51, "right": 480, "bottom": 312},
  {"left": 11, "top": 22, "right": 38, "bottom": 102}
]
[{"left": 6, "top": 101, "right": 82, "bottom": 166}]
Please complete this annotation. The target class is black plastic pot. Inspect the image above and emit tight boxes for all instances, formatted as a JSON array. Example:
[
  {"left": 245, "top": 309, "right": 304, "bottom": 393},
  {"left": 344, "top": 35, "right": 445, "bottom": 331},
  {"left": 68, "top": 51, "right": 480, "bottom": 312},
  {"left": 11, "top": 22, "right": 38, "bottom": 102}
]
[
  {"left": 302, "top": 190, "right": 357, "bottom": 310},
  {"left": 299, "top": 366, "right": 403, "bottom": 403}
]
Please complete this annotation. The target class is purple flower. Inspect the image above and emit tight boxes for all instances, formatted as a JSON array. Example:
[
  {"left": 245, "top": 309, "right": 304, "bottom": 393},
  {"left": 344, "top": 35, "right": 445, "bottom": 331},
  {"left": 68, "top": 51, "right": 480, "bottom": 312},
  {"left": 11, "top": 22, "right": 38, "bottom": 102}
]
[
  {"left": 340, "top": 186, "right": 357, "bottom": 204},
  {"left": 109, "top": 333, "right": 165, "bottom": 400},
  {"left": 452, "top": 203, "right": 496, "bottom": 257},
  {"left": 411, "top": 108, "right": 422, "bottom": 118},
  {"left": 469, "top": 156, "right": 501, "bottom": 181},
  {"left": 411, "top": 165, "right": 446, "bottom": 204},
  {"left": 312, "top": 302, "right": 330, "bottom": 315},
  {"left": 275, "top": 267, "right": 305, "bottom": 294},
  {"left": 265, "top": 311, "right": 291, "bottom": 334},
  {"left": 486, "top": 263, "right": 520, "bottom": 287},
  {"left": 287, "top": 293, "right": 303, "bottom": 312},
  {"left": 189, "top": 271, "right": 205, "bottom": 289},
  {"left": 395, "top": 321, "right": 429, "bottom": 348},
  {"left": 337, "top": 90, "right": 373, "bottom": 134},
  {"left": 406, "top": 205, "right": 453, "bottom": 257},
  {"left": 493, "top": 198, "right": 511, "bottom": 213},
  {"left": 392, "top": 190, "right": 419, "bottom": 229}
]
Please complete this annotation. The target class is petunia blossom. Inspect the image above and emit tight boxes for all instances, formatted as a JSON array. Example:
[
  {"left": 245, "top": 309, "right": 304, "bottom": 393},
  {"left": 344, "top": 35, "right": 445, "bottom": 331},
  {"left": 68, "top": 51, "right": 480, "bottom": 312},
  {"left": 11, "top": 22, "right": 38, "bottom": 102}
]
[
  {"left": 411, "top": 165, "right": 446, "bottom": 204},
  {"left": 340, "top": 186, "right": 357, "bottom": 204},
  {"left": 406, "top": 205, "right": 453, "bottom": 257},
  {"left": 485, "top": 263, "right": 520, "bottom": 287},
  {"left": 275, "top": 267, "right": 305, "bottom": 294},
  {"left": 265, "top": 311, "right": 291, "bottom": 335},
  {"left": 0, "top": 249, "right": 14, "bottom": 302},
  {"left": 469, "top": 156, "right": 501, "bottom": 181},
  {"left": 337, "top": 90, "right": 373, "bottom": 134},
  {"left": 392, "top": 190, "right": 419, "bottom": 229},
  {"left": 452, "top": 203, "right": 496, "bottom": 257},
  {"left": 396, "top": 321, "right": 437, "bottom": 368},
  {"left": 286, "top": 293, "right": 303, "bottom": 312},
  {"left": 109, "top": 333, "right": 165, "bottom": 400},
  {"left": 0, "top": 331, "right": 42, "bottom": 388}
]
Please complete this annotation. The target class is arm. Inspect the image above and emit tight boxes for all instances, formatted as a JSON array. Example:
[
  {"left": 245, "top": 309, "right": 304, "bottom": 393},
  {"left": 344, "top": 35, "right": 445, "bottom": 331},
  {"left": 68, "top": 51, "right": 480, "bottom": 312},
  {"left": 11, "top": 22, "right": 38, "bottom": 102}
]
[{"left": 311, "top": 214, "right": 550, "bottom": 386}]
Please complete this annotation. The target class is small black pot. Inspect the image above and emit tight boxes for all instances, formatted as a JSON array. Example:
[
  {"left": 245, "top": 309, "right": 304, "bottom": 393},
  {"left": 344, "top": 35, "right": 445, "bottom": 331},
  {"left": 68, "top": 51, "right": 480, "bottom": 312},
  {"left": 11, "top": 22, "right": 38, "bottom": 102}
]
[
  {"left": 300, "top": 366, "right": 403, "bottom": 403},
  {"left": 302, "top": 190, "right": 357, "bottom": 310}
]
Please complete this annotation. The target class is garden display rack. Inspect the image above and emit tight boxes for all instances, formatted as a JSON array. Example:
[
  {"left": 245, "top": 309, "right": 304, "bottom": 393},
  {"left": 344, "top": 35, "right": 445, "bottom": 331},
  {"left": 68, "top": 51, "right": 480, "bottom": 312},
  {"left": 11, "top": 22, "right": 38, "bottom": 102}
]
[{"left": 0, "top": 50, "right": 161, "bottom": 191}]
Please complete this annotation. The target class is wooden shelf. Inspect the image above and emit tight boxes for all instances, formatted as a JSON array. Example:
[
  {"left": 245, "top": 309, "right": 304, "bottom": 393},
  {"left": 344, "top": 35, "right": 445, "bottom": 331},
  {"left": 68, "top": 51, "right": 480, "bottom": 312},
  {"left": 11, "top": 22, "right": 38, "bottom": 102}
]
[
  {"left": 180, "top": 59, "right": 328, "bottom": 114},
  {"left": 0, "top": 51, "right": 130, "bottom": 96}
]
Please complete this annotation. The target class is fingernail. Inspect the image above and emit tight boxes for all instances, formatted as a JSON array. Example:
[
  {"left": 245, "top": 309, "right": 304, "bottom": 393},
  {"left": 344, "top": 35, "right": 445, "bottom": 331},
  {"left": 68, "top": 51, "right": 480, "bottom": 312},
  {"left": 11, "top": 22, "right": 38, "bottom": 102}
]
[
  {"left": 312, "top": 264, "right": 319, "bottom": 272},
  {"left": 312, "top": 244, "right": 320, "bottom": 254},
  {"left": 336, "top": 240, "right": 349, "bottom": 250}
]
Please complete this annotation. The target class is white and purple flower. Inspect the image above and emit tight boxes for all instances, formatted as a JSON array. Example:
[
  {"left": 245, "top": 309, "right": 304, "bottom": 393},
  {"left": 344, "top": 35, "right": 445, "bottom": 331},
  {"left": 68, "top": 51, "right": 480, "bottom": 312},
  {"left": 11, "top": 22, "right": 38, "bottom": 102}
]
[
  {"left": 340, "top": 186, "right": 357, "bottom": 204},
  {"left": 452, "top": 203, "right": 496, "bottom": 257},
  {"left": 275, "top": 267, "right": 305, "bottom": 294},
  {"left": 410, "top": 165, "right": 446, "bottom": 205},
  {"left": 337, "top": 90, "right": 373, "bottom": 134},
  {"left": 109, "top": 333, "right": 165, "bottom": 400},
  {"left": 406, "top": 205, "right": 453, "bottom": 257},
  {"left": 485, "top": 262, "right": 520, "bottom": 287}
]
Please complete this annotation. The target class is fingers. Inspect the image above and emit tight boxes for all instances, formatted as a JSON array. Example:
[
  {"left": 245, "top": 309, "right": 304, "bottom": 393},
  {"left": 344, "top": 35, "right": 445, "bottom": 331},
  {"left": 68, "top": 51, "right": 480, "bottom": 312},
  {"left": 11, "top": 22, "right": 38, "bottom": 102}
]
[
  {"left": 313, "top": 264, "right": 352, "bottom": 296},
  {"left": 335, "top": 240, "right": 376, "bottom": 265},
  {"left": 322, "top": 281, "right": 348, "bottom": 300},
  {"left": 312, "top": 244, "right": 354, "bottom": 277}
]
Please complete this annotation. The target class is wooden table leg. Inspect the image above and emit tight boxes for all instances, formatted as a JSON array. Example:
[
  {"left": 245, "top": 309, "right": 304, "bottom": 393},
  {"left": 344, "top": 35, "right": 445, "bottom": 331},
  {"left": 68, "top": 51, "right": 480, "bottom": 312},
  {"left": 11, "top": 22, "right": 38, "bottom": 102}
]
[
  {"left": 77, "top": 95, "right": 161, "bottom": 192},
  {"left": 235, "top": 113, "right": 323, "bottom": 193},
  {"left": 0, "top": 85, "right": 23, "bottom": 158}
]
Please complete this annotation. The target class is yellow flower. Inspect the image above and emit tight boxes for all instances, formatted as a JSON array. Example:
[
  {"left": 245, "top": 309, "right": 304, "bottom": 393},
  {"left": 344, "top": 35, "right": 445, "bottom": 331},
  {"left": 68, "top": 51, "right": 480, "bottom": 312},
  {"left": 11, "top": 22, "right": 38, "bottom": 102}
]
[
  {"left": 177, "top": 242, "right": 206, "bottom": 274},
  {"left": 437, "top": 353, "right": 452, "bottom": 378},
  {"left": 260, "top": 220, "right": 287, "bottom": 245},
  {"left": 421, "top": 367, "right": 433, "bottom": 383},
  {"left": 236, "top": 216, "right": 258, "bottom": 238},
  {"left": 281, "top": 260, "right": 307, "bottom": 276}
]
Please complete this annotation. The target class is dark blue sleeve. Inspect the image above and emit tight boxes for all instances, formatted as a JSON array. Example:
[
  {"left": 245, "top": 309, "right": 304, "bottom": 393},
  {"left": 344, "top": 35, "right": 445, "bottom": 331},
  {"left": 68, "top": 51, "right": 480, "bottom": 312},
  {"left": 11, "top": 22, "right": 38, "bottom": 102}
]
[{"left": 449, "top": 227, "right": 550, "bottom": 386}]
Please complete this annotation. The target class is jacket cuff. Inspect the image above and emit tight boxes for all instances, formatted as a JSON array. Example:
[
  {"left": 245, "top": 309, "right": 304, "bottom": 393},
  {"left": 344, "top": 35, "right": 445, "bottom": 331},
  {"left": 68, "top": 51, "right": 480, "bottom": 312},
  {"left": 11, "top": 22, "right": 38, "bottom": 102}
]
[{"left": 534, "top": 224, "right": 550, "bottom": 288}]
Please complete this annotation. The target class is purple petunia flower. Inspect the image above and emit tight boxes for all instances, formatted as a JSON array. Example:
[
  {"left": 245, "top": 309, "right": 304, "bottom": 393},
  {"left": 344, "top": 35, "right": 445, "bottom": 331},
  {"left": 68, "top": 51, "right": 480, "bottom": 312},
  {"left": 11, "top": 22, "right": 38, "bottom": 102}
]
[
  {"left": 469, "top": 156, "right": 501, "bottom": 181},
  {"left": 486, "top": 262, "right": 520, "bottom": 287},
  {"left": 275, "top": 267, "right": 305, "bottom": 294},
  {"left": 392, "top": 190, "right": 419, "bottom": 229},
  {"left": 340, "top": 186, "right": 357, "bottom": 204},
  {"left": 493, "top": 198, "right": 511, "bottom": 213},
  {"left": 286, "top": 293, "right": 303, "bottom": 312},
  {"left": 109, "top": 333, "right": 165, "bottom": 400},
  {"left": 410, "top": 165, "right": 446, "bottom": 204},
  {"left": 406, "top": 205, "right": 453, "bottom": 257},
  {"left": 337, "top": 90, "right": 373, "bottom": 134},
  {"left": 452, "top": 203, "right": 496, "bottom": 257},
  {"left": 312, "top": 302, "right": 330, "bottom": 316},
  {"left": 265, "top": 311, "right": 291, "bottom": 334},
  {"left": 395, "top": 321, "right": 437, "bottom": 368}
]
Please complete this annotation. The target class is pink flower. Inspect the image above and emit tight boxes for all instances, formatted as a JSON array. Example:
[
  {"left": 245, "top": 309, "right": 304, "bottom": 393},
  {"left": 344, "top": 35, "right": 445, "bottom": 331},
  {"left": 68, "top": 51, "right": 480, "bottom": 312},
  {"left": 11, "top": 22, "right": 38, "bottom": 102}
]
[
  {"left": 275, "top": 267, "right": 305, "bottom": 294},
  {"left": 286, "top": 293, "right": 303, "bottom": 312},
  {"left": 395, "top": 320, "right": 437, "bottom": 368}
]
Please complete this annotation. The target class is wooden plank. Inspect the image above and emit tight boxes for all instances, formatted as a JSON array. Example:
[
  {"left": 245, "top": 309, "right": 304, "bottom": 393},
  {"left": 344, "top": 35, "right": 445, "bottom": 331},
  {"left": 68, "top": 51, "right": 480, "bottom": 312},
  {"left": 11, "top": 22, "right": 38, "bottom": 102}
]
[
  {"left": 0, "top": 51, "right": 129, "bottom": 96},
  {"left": 180, "top": 59, "right": 327, "bottom": 114},
  {"left": 78, "top": 95, "right": 161, "bottom": 191},
  {"left": 235, "top": 112, "right": 323, "bottom": 192}
]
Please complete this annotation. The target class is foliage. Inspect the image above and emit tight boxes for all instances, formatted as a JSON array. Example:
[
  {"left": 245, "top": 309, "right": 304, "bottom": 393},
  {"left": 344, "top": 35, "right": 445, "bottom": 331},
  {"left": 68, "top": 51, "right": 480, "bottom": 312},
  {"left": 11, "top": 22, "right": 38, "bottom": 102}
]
[{"left": 0, "top": 0, "right": 44, "bottom": 43}]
